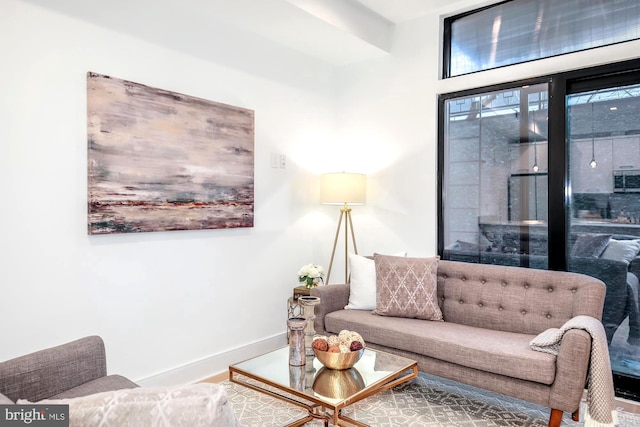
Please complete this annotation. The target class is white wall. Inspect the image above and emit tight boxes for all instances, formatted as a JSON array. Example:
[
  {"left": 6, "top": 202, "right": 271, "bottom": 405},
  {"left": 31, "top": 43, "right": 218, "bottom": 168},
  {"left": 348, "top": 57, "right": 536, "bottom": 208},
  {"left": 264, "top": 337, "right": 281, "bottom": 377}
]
[
  {"left": 0, "top": 0, "right": 340, "bottom": 384},
  {"left": 334, "top": 0, "right": 640, "bottom": 259}
]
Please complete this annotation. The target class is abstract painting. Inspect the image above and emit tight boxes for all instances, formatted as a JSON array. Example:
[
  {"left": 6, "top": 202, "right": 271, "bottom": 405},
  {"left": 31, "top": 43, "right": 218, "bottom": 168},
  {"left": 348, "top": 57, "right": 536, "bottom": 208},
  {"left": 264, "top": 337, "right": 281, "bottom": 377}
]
[{"left": 87, "top": 72, "right": 254, "bottom": 235}]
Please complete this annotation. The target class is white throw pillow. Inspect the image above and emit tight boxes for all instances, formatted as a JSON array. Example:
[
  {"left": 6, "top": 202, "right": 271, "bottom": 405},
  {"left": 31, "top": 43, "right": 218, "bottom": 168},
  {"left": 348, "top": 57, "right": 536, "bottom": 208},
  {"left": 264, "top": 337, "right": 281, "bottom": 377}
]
[
  {"left": 600, "top": 239, "right": 640, "bottom": 264},
  {"left": 345, "top": 252, "right": 407, "bottom": 310}
]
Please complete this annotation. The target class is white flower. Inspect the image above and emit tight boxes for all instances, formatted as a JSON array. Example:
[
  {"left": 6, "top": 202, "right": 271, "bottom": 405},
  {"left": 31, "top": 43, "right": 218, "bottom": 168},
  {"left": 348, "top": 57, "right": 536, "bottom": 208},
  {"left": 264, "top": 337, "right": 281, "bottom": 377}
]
[{"left": 298, "top": 263, "right": 325, "bottom": 287}]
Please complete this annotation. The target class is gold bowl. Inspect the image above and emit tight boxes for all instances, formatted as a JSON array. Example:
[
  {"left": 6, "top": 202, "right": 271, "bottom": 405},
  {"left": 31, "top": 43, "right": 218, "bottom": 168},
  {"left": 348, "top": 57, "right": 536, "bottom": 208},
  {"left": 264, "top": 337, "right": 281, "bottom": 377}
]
[{"left": 313, "top": 348, "right": 364, "bottom": 370}]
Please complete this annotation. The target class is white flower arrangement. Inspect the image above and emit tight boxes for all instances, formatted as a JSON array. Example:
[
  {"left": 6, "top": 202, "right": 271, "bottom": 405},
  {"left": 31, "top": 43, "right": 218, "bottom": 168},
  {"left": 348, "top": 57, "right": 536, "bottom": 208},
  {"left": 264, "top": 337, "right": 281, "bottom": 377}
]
[{"left": 298, "top": 263, "right": 325, "bottom": 288}]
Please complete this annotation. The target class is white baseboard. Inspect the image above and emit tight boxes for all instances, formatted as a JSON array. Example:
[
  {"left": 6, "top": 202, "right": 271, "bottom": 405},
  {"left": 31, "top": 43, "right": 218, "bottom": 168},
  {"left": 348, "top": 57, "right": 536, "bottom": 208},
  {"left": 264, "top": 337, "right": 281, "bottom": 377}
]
[{"left": 136, "top": 333, "right": 288, "bottom": 387}]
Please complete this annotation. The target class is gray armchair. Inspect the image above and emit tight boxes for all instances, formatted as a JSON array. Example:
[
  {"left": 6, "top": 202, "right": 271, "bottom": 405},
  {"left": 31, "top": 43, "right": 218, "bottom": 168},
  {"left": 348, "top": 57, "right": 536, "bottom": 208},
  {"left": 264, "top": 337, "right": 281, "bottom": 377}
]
[
  {"left": 0, "top": 336, "right": 138, "bottom": 403},
  {"left": 1, "top": 336, "right": 242, "bottom": 427}
]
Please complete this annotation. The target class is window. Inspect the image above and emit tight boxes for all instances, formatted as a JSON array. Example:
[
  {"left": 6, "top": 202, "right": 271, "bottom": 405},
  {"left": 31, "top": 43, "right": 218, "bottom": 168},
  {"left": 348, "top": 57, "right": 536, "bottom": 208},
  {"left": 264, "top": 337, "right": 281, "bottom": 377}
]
[{"left": 444, "top": 0, "right": 640, "bottom": 77}]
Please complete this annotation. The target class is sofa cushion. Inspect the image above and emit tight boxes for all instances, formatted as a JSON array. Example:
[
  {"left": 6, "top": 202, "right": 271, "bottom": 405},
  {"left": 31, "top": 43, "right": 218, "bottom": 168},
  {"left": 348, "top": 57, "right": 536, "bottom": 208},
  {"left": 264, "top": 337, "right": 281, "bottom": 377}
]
[
  {"left": 19, "top": 384, "right": 240, "bottom": 427},
  {"left": 600, "top": 238, "right": 640, "bottom": 264},
  {"left": 346, "top": 252, "right": 407, "bottom": 310},
  {"left": 372, "top": 255, "right": 443, "bottom": 321},
  {"left": 571, "top": 234, "right": 611, "bottom": 258},
  {"left": 324, "top": 309, "right": 556, "bottom": 385}
]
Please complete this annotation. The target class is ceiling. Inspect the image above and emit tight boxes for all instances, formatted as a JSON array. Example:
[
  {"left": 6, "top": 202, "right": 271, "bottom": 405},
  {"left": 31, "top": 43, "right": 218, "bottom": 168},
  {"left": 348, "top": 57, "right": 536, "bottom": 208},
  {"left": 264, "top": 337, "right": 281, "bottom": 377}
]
[
  {"left": 353, "top": 0, "right": 452, "bottom": 23},
  {"left": 20, "top": 0, "right": 476, "bottom": 66}
]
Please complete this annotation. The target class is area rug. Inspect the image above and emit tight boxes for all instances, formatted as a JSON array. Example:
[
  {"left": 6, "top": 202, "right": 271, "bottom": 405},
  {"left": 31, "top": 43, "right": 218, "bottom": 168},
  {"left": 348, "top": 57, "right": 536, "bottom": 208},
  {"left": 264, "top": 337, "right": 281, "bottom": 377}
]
[{"left": 222, "top": 372, "right": 640, "bottom": 426}]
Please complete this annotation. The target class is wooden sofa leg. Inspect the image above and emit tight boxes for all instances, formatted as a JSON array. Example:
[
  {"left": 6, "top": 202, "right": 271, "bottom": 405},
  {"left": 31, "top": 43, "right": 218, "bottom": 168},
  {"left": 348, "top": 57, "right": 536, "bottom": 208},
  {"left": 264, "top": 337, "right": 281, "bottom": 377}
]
[
  {"left": 572, "top": 408, "right": 579, "bottom": 421},
  {"left": 549, "top": 409, "right": 562, "bottom": 427}
]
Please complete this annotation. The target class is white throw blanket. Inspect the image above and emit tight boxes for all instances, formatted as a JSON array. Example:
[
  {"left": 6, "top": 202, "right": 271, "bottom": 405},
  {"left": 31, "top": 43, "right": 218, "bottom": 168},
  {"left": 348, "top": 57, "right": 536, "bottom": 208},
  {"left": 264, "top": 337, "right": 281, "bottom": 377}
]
[{"left": 529, "top": 315, "right": 617, "bottom": 427}]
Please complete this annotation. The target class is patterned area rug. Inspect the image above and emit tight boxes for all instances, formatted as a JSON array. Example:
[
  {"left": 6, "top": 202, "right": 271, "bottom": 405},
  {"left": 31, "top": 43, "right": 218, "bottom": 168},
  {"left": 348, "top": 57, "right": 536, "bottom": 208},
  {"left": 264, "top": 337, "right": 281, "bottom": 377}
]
[{"left": 223, "top": 372, "right": 640, "bottom": 426}]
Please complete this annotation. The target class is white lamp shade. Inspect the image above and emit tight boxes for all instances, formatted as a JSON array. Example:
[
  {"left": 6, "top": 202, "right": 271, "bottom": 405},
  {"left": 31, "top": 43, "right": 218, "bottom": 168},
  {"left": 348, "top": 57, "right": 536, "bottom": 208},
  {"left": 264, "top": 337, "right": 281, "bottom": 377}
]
[{"left": 320, "top": 172, "right": 366, "bottom": 205}]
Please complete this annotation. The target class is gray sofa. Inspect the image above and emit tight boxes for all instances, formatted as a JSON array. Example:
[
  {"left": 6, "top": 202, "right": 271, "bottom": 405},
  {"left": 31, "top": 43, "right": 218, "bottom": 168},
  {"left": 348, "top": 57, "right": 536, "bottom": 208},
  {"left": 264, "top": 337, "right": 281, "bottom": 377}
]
[
  {"left": 311, "top": 259, "right": 606, "bottom": 427},
  {"left": 0, "top": 336, "right": 139, "bottom": 403}
]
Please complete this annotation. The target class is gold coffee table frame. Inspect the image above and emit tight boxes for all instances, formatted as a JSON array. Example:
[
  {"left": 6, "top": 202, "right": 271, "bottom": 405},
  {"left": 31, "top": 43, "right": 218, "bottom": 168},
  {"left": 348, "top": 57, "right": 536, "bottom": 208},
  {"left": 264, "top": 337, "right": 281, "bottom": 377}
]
[{"left": 229, "top": 347, "right": 418, "bottom": 427}]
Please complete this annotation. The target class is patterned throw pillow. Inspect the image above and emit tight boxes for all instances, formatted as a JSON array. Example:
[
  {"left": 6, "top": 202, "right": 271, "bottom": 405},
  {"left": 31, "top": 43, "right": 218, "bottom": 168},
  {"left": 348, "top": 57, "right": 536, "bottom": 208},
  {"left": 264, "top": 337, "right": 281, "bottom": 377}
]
[{"left": 372, "top": 254, "right": 443, "bottom": 321}]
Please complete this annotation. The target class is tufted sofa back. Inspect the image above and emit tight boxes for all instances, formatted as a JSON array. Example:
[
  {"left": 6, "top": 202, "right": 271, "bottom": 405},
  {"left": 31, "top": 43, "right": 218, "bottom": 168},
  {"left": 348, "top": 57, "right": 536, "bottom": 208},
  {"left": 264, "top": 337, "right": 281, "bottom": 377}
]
[{"left": 436, "top": 260, "right": 606, "bottom": 335}]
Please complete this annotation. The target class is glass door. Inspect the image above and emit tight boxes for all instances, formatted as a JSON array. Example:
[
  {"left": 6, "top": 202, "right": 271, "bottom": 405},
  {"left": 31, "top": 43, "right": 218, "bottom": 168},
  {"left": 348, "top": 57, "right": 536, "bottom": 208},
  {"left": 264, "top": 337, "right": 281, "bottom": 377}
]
[
  {"left": 441, "top": 83, "right": 549, "bottom": 269},
  {"left": 439, "top": 60, "right": 640, "bottom": 400},
  {"left": 567, "top": 83, "right": 640, "bottom": 399}
]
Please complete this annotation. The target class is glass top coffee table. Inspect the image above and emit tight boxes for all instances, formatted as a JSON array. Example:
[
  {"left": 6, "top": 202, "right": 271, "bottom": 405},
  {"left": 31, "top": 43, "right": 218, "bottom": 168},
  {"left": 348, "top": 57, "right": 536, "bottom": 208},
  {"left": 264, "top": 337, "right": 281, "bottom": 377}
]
[{"left": 229, "top": 346, "right": 418, "bottom": 427}]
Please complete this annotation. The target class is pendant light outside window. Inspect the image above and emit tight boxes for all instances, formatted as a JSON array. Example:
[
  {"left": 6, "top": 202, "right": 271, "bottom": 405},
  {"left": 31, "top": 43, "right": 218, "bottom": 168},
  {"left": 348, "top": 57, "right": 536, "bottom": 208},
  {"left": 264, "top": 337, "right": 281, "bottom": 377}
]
[
  {"left": 532, "top": 142, "right": 539, "bottom": 172},
  {"left": 590, "top": 103, "right": 597, "bottom": 168}
]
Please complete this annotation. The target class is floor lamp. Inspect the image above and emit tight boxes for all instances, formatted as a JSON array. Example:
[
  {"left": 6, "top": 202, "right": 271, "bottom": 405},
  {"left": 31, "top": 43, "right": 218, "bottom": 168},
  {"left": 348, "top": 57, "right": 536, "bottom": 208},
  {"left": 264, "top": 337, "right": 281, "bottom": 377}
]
[{"left": 321, "top": 172, "right": 367, "bottom": 285}]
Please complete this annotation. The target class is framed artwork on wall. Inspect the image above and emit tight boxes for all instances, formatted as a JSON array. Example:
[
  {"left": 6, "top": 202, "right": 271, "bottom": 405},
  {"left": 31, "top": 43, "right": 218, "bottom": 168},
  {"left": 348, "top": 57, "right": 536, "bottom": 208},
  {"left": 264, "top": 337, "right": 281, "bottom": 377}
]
[{"left": 87, "top": 72, "right": 254, "bottom": 235}]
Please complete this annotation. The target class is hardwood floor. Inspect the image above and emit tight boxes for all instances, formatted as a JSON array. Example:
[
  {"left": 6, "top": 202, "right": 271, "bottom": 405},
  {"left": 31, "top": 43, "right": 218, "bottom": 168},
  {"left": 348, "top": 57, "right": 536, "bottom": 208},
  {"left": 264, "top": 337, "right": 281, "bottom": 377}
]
[{"left": 200, "top": 371, "right": 229, "bottom": 383}]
